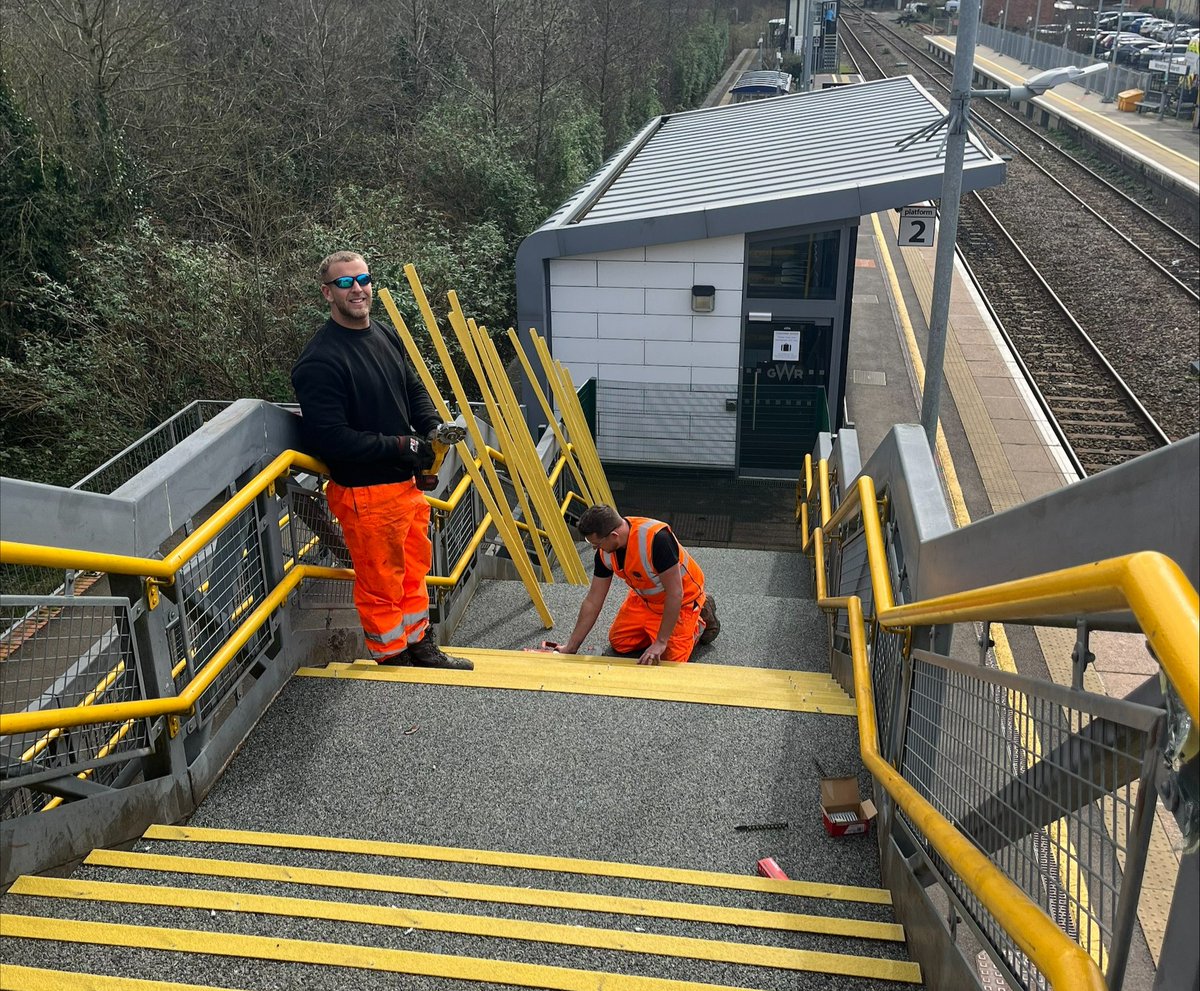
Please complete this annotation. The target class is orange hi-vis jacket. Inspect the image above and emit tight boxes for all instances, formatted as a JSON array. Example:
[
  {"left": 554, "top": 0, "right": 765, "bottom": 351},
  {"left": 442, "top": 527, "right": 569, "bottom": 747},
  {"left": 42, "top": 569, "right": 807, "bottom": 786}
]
[{"left": 598, "top": 516, "right": 706, "bottom": 612}]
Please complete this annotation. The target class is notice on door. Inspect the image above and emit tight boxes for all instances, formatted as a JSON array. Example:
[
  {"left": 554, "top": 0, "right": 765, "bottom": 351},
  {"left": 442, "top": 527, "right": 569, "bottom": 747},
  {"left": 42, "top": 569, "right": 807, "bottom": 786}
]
[{"left": 772, "top": 329, "right": 801, "bottom": 361}]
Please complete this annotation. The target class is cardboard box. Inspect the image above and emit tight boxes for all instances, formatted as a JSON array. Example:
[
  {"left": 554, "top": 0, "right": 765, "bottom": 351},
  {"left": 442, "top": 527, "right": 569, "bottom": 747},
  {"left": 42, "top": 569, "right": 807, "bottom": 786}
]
[{"left": 820, "top": 776, "right": 877, "bottom": 837}]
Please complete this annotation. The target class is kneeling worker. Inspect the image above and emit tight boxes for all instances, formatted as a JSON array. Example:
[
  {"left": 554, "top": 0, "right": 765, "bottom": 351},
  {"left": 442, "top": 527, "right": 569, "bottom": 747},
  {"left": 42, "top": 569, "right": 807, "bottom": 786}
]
[{"left": 554, "top": 505, "right": 720, "bottom": 664}]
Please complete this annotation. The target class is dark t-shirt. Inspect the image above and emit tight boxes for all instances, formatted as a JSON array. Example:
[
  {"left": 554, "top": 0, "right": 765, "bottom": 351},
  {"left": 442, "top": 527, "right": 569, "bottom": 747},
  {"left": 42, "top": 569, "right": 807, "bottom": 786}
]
[
  {"left": 594, "top": 525, "right": 679, "bottom": 579},
  {"left": 291, "top": 318, "right": 440, "bottom": 487}
]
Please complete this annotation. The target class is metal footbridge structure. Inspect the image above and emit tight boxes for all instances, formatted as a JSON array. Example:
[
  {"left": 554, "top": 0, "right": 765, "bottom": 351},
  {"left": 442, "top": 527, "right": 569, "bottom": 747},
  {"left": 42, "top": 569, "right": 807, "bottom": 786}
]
[{"left": 1, "top": 271, "right": 1197, "bottom": 991}]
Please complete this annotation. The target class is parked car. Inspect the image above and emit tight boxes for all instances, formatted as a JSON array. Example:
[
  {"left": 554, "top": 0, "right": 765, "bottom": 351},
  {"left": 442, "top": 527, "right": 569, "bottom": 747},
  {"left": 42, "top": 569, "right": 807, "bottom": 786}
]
[
  {"left": 1137, "top": 19, "right": 1168, "bottom": 36},
  {"left": 1113, "top": 38, "right": 1160, "bottom": 63},
  {"left": 1133, "top": 42, "right": 1190, "bottom": 69}
]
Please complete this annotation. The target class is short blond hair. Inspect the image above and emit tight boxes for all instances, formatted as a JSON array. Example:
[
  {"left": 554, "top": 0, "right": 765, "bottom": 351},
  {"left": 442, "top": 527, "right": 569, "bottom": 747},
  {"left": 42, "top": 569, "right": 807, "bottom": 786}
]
[{"left": 317, "top": 251, "right": 366, "bottom": 283}]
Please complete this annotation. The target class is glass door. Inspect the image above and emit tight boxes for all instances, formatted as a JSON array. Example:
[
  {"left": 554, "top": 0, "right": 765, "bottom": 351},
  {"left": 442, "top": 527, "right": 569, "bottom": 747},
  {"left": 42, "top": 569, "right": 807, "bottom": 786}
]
[{"left": 738, "top": 319, "right": 833, "bottom": 476}]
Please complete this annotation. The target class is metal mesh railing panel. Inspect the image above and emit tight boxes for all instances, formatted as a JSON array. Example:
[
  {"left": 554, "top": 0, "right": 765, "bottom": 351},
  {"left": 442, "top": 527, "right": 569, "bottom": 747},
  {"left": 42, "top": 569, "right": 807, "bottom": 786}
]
[
  {"left": 440, "top": 468, "right": 480, "bottom": 572},
  {"left": 899, "top": 652, "right": 1161, "bottom": 990},
  {"left": 72, "top": 401, "right": 231, "bottom": 495},
  {"left": 595, "top": 382, "right": 734, "bottom": 467},
  {"left": 832, "top": 524, "right": 872, "bottom": 651},
  {"left": 172, "top": 501, "right": 272, "bottom": 722},
  {"left": 0, "top": 597, "right": 155, "bottom": 815}
]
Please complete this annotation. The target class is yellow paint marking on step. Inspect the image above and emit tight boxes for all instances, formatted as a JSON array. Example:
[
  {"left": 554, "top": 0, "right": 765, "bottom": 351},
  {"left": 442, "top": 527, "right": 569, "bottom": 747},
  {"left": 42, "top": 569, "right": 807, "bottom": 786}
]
[
  {"left": 142, "top": 824, "right": 892, "bottom": 904},
  {"left": 0, "top": 914, "right": 920, "bottom": 988},
  {"left": 11, "top": 878, "right": 920, "bottom": 982},
  {"left": 296, "top": 657, "right": 855, "bottom": 715},
  {"left": 0, "top": 965, "right": 247, "bottom": 991},
  {"left": 84, "top": 849, "right": 906, "bottom": 941}
]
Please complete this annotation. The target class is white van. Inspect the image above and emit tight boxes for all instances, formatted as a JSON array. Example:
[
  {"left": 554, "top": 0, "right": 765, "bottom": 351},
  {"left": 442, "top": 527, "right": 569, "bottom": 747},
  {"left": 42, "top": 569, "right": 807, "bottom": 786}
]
[{"left": 945, "top": 0, "right": 960, "bottom": 12}]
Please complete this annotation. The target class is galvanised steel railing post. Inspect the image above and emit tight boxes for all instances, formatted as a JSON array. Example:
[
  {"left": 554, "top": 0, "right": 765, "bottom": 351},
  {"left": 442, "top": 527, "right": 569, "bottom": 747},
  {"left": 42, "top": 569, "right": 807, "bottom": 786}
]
[
  {"left": 107, "top": 574, "right": 188, "bottom": 784},
  {"left": 1105, "top": 725, "right": 1166, "bottom": 991}
]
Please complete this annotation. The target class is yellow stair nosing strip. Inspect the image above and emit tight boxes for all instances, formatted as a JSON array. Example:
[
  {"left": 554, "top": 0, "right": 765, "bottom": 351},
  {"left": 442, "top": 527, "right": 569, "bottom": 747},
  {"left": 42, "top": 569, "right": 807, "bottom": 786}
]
[
  {"left": 0, "top": 965, "right": 251, "bottom": 991},
  {"left": 140, "top": 823, "right": 892, "bottom": 904},
  {"left": 294, "top": 666, "right": 856, "bottom": 714},
  {"left": 10, "top": 877, "right": 920, "bottom": 981},
  {"left": 1, "top": 914, "right": 920, "bottom": 988},
  {"left": 82, "top": 848, "right": 906, "bottom": 941}
]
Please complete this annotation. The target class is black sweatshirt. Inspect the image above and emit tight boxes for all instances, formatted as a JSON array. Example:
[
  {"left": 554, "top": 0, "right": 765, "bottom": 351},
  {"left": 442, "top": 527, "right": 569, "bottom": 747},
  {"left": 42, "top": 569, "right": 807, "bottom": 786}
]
[{"left": 291, "top": 318, "right": 440, "bottom": 487}]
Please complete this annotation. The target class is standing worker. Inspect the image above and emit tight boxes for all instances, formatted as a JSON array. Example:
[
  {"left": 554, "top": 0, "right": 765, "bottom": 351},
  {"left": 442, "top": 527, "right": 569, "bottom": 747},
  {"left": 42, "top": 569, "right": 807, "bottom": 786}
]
[
  {"left": 554, "top": 505, "right": 720, "bottom": 664},
  {"left": 291, "top": 250, "right": 472, "bottom": 670}
]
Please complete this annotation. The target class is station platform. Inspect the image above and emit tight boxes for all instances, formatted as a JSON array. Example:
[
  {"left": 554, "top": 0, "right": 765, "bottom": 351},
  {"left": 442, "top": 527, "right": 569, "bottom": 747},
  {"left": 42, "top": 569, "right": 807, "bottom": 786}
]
[{"left": 926, "top": 34, "right": 1200, "bottom": 195}]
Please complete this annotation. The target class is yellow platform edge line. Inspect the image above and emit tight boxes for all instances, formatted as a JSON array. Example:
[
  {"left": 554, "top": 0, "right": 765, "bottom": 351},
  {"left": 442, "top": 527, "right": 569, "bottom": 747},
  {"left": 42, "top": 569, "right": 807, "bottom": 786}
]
[
  {"left": 10, "top": 877, "right": 920, "bottom": 982},
  {"left": 141, "top": 823, "right": 892, "bottom": 904},
  {"left": 0, "top": 914, "right": 920, "bottom": 989},
  {"left": 82, "top": 849, "right": 905, "bottom": 941},
  {"left": 294, "top": 666, "right": 856, "bottom": 714},
  {"left": 0, "top": 965, "right": 250, "bottom": 991}
]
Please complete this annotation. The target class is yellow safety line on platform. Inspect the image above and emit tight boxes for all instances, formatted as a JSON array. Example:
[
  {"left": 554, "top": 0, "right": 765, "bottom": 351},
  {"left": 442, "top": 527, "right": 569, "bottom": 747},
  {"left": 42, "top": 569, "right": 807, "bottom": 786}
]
[
  {"left": 11, "top": 877, "right": 920, "bottom": 982},
  {"left": 0, "top": 914, "right": 900, "bottom": 991},
  {"left": 0, "top": 966, "right": 248, "bottom": 991},
  {"left": 142, "top": 824, "right": 893, "bottom": 904},
  {"left": 872, "top": 211, "right": 1109, "bottom": 970},
  {"left": 84, "top": 849, "right": 905, "bottom": 941},
  {"left": 296, "top": 654, "right": 856, "bottom": 715}
]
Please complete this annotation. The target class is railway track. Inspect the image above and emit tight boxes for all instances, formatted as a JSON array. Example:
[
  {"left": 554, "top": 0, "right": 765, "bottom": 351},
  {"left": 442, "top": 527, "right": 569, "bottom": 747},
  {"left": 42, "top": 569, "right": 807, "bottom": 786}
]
[{"left": 838, "top": 9, "right": 1196, "bottom": 471}]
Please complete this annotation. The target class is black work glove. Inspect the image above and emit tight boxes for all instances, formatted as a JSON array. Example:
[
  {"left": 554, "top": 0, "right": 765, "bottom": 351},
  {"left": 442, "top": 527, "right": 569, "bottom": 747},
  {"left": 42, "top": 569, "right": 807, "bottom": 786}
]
[{"left": 396, "top": 435, "right": 433, "bottom": 472}]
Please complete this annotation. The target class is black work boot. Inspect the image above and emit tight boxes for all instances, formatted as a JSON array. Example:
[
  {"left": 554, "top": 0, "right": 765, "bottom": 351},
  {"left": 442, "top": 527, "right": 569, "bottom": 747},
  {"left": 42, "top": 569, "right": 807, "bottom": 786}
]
[
  {"left": 405, "top": 635, "right": 474, "bottom": 670},
  {"left": 698, "top": 593, "right": 721, "bottom": 645}
]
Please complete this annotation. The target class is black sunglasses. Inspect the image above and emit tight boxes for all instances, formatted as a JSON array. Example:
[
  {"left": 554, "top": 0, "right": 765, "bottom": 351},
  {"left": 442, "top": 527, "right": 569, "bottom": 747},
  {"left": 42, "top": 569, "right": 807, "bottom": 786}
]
[{"left": 324, "top": 273, "right": 372, "bottom": 289}]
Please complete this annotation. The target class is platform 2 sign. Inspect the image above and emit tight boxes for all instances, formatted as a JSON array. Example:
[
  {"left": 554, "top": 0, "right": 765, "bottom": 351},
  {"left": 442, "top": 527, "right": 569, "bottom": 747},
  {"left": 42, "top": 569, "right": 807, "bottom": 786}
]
[{"left": 898, "top": 205, "right": 937, "bottom": 248}]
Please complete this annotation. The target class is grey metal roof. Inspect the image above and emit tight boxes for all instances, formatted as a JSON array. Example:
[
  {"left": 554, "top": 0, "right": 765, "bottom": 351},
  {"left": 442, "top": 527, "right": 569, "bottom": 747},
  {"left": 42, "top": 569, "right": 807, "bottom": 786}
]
[
  {"left": 514, "top": 74, "right": 1007, "bottom": 415},
  {"left": 544, "top": 75, "right": 1003, "bottom": 232}
]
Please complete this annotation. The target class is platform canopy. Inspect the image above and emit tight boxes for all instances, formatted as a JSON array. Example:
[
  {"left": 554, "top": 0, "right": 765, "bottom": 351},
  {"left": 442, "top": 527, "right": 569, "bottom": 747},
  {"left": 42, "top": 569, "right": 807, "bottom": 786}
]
[{"left": 519, "top": 74, "right": 1005, "bottom": 268}]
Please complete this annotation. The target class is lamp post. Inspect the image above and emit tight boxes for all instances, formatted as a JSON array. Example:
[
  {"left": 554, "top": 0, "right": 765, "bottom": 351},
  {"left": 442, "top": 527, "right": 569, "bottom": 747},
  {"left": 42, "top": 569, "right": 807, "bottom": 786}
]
[
  {"left": 918, "top": 0, "right": 1106, "bottom": 447},
  {"left": 1102, "top": 0, "right": 1125, "bottom": 102},
  {"left": 1030, "top": 0, "right": 1045, "bottom": 63}
]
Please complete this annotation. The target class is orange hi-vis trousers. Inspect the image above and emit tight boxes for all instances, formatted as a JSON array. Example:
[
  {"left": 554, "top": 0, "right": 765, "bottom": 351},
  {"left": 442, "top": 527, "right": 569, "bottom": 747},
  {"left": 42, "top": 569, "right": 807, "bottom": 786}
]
[
  {"left": 325, "top": 479, "right": 431, "bottom": 662},
  {"left": 608, "top": 591, "right": 705, "bottom": 663}
]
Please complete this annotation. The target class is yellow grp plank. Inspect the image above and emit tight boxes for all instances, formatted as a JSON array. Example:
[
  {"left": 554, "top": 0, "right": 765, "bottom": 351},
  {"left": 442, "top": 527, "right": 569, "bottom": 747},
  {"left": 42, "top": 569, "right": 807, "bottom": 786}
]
[
  {"left": 378, "top": 280, "right": 552, "bottom": 629},
  {"left": 0, "top": 914, "right": 919, "bottom": 989},
  {"left": 470, "top": 317, "right": 588, "bottom": 585},
  {"left": 507, "top": 328, "right": 593, "bottom": 504},
  {"left": 0, "top": 966, "right": 249, "bottom": 991},
  {"left": 448, "top": 308, "right": 554, "bottom": 585},
  {"left": 297, "top": 662, "right": 856, "bottom": 715},
  {"left": 83, "top": 849, "right": 905, "bottom": 941},
  {"left": 141, "top": 824, "right": 891, "bottom": 904},
  {"left": 11, "top": 877, "right": 920, "bottom": 982},
  {"left": 530, "top": 332, "right": 614, "bottom": 507}
]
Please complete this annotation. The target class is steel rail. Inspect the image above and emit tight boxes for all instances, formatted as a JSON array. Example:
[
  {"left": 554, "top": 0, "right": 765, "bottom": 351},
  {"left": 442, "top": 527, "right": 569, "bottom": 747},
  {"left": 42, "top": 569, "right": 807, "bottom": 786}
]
[
  {"left": 966, "top": 191, "right": 1172, "bottom": 449},
  {"left": 842, "top": 11, "right": 1200, "bottom": 299}
]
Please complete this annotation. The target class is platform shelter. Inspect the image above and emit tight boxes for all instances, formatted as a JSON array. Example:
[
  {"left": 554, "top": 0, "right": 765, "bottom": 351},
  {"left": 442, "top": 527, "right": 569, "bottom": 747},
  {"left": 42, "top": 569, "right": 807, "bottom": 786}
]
[{"left": 516, "top": 75, "right": 1006, "bottom": 478}]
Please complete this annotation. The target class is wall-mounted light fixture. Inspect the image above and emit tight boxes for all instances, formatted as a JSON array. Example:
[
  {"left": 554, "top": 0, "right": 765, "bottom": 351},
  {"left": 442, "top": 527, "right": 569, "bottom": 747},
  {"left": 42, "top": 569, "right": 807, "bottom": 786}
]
[{"left": 691, "top": 284, "right": 716, "bottom": 313}]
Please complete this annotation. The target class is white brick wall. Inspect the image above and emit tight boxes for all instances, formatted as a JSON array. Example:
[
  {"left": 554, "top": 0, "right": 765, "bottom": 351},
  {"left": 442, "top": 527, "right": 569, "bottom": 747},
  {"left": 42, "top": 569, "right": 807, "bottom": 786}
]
[{"left": 548, "top": 234, "right": 746, "bottom": 467}]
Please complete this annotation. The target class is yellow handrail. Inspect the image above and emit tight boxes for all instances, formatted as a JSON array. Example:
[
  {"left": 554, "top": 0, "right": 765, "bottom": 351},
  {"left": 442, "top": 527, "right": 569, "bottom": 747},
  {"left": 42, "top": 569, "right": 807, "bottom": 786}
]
[
  {"left": 0, "top": 563, "right": 349, "bottom": 737},
  {"left": 811, "top": 530, "right": 1107, "bottom": 991},
  {"left": 804, "top": 454, "right": 1200, "bottom": 989}
]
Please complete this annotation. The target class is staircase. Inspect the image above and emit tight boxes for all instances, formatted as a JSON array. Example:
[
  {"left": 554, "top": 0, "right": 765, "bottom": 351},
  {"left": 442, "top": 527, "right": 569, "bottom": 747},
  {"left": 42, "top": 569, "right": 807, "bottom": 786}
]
[
  {"left": 2, "top": 820, "right": 919, "bottom": 989},
  {"left": 1, "top": 547, "right": 925, "bottom": 988}
]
